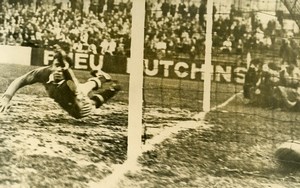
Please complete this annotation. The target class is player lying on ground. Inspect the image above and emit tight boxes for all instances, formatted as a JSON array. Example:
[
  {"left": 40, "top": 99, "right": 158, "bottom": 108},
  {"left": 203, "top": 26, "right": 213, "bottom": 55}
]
[
  {"left": 274, "top": 63, "right": 300, "bottom": 109},
  {"left": 0, "top": 44, "right": 121, "bottom": 119},
  {"left": 243, "top": 59, "right": 300, "bottom": 110},
  {"left": 243, "top": 58, "right": 281, "bottom": 107}
]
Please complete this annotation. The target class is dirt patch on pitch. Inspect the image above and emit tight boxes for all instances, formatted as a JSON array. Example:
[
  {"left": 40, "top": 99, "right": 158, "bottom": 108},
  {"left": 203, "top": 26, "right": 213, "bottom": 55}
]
[
  {"left": 117, "top": 94, "right": 300, "bottom": 188},
  {"left": 0, "top": 94, "right": 196, "bottom": 187}
]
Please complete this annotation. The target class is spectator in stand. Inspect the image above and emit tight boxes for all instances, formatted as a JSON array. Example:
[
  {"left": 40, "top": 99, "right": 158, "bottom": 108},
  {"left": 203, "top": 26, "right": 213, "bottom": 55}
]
[
  {"left": 191, "top": 24, "right": 202, "bottom": 40},
  {"left": 276, "top": 10, "right": 284, "bottom": 29},
  {"left": 89, "top": 0, "right": 99, "bottom": 15},
  {"left": 181, "top": 31, "right": 191, "bottom": 54},
  {"left": 118, "top": 0, "right": 126, "bottom": 14},
  {"left": 2, "top": 0, "right": 290, "bottom": 61},
  {"left": 119, "top": 17, "right": 131, "bottom": 37},
  {"left": 265, "top": 19, "right": 276, "bottom": 46},
  {"left": 170, "top": 2, "right": 176, "bottom": 17},
  {"left": 261, "top": 35, "right": 272, "bottom": 51},
  {"left": 144, "top": 34, "right": 155, "bottom": 58},
  {"left": 107, "top": 0, "right": 114, "bottom": 14},
  {"left": 110, "top": 22, "right": 120, "bottom": 38},
  {"left": 248, "top": 33, "right": 258, "bottom": 50},
  {"left": 80, "top": 30, "right": 89, "bottom": 44},
  {"left": 35, "top": 0, "right": 43, "bottom": 9},
  {"left": 180, "top": 28, "right": 189, "bottom": 40},
  {"left": 190, "top": 36, "right": 201, "bottom": 59},
  {"left": 97, "top": 17, "right": 107, "bottom": 30},
  {"left": 115, "top": 36, "right": 126, "bottom": 56},
  {"left": 165, "top": 36, "right": 176, "bottom": 58},
  {"left": 279, "top": 38, "right": 294, "bottom": 66},
  {"left": 199, "top": 0, "right": 206, "bottom": 29},
  {"left": 70, "top": 0, "right": 83, "bottom": 13},
  {"left": 100, "top": 34, "right": 116, "bottom": 56},
  {"left": 6, "top": 34, "right": 16, "bottom": 46},
  {"left": 289, "top": 39, "right": 299, "bottom": 66},
  {"left": 88, "top": 39, "right": 98, "bottom": 54},
  {"left": 152, "top": 0, "right": 162, "bottom": 18},
  {"left": 34, "top": 27, "right": 43, "bottom": 46},
  {"left": 125, "top": 0, "right": 132, "bottom": 15},
  {"left": 286, "top": 30, "right": 294, "bottom": 38},
  {"left": 161, "top": 0, "right": 170, "bottom": 17},
  {"left": 14, "top": 33, "right": 23, "bottom": 45},
  {"left": 212, "top": 31, "right": 222, "bottom": 50},
  {"left": 72, "top": 38, "right": 84, "bottom": 52},
  {"left": 178, "top": 0, "right": 187, "bottom": 20},
  {"left": 79, "top": 30, "right": 89, "bottom": 46},
  {"left": 175, "top": 36, "right": 183, "bottom": 55},
  {"left": 54, "top": 0, "right": 62, "bottom": 9},
  {"left": 232, "top": 21, "right": 244, "bottom": 48},
  {"left": 188, "top": 2, "right": 198, "bottom": 20},
  {"left": 98, "top": 0, "right": 105, "bottom": 14},
  {"left": 236, "top": 38, "right": 244, "bottom": 55},
  {"left": 220, "top": 36, "right": 232, "bottom": 54},
  {"left": 0, "top": 32, "right": 5, "bottom": 45},
  {"left": 229, "top": 4, "right": 236, "bottom": 24},
  {"left": 22, "top": 24, "right": 37, "bottom": 47},
  {"left": 221, "top": 17, "right": 232, "bottom": 38},
  {"left": 213, "top": 3, "right": 217, "bottom": 22},
  {"left": 213, "top": 16, "right": 222, "bottom": 36},
  {"left": 154, "top": 35, "right": 167, "bottom": 59},
  {"left": 146, "top": 1, "right": 153, "bottom": 19},
  {"left": 254, "top": 26, "right": 264, "bottom": 47}
]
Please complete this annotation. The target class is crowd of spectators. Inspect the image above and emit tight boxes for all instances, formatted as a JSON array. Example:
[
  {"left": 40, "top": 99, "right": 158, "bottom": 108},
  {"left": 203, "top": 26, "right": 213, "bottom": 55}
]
[
  {"left": 0, "top": 0, "right": 133, "bottom": 56},
  {"left": 144, "top": 0, "right": 286, "bottom": 60},
  {"left": 0, "top": 0, "right": 296, "bottom": 60}
]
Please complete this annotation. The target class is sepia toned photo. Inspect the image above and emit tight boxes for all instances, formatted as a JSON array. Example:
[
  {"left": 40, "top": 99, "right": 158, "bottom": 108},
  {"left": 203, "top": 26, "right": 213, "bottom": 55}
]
[{"left": 0, "top": 0, "right": 300, "bottom": 187}]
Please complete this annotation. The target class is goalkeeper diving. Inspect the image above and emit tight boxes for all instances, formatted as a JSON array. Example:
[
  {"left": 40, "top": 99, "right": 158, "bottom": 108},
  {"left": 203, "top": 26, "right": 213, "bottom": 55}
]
[{"left": 0, "top": 44, "right": 121, "bottom": 119}]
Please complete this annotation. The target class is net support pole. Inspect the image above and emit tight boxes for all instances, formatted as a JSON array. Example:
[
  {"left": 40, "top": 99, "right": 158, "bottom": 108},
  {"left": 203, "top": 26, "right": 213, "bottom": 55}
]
[
  {"left": 127, "top": 0, "right": 145, "bottom": 163},
  {"left": 203, "top": 0, "right": 213, "bottom": 112}
]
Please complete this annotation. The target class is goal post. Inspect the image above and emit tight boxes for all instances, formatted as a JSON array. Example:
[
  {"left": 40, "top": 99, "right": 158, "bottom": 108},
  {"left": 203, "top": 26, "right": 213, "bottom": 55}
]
[
  {"left": 127, "top": 0, "right": 145, "bottom": 162},
  {"left": 203, "top": 0, "right": 213, "bottom": 112},
  {"left": 127, "top": 0, "right": 213, "bottom": 161}
]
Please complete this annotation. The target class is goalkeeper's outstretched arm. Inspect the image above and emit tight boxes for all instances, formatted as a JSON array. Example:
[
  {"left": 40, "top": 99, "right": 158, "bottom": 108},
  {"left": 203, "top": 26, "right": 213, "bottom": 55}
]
[
  {"left": 0, "top": 76, "right": 28, "bottom": 112},
  {"left": 0, "top": 68, "right": 46, "bottom": 112}
]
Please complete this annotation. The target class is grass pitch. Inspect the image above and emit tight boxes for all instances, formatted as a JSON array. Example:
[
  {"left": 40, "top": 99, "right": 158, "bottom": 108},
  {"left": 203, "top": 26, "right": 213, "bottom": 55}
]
[
  {"left": 0, "top": 63, "right": 241, "bottom": 112},
  {"left": 2, "top": 64, "right": 299, "bottom": 187}
]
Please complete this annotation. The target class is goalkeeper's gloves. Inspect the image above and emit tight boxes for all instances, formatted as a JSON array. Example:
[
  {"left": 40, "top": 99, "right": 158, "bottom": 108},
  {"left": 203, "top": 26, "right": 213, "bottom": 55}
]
[{"left": 0, "top": 94, "right": 12, "bottom": 112}]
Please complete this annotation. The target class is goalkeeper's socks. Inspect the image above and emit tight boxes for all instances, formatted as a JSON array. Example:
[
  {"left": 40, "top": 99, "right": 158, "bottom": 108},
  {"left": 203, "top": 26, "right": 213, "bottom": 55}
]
[
  {"left": 89, "top": 70, "right": 113, "bottom": 90},
  {"left": 90, "top": 82, "right": 121, "bottom": 108}
]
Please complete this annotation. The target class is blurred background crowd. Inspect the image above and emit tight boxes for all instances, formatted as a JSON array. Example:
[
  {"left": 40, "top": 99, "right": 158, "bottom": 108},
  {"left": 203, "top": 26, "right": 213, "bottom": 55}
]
[{"left": 0, "top": 0, "right": 297, "bottom": 60}]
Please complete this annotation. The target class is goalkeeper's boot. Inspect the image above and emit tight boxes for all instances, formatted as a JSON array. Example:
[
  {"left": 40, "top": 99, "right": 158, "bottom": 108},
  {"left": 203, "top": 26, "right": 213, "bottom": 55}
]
[
  {"left": 90, "top": 69, "right": 112, "bottom": 83},
  {"left": 90, "top": 81, "right": 121, "bottom": 108}
]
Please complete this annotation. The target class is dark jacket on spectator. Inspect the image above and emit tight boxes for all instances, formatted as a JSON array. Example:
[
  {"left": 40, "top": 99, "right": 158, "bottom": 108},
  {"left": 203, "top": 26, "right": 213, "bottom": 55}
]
[
  {"left": 107, "top": 0, "right": 114, "bottom": 13},
  {"left": 199, "top": 3, "right": 206, "bottom": 27},
  {"left": 161, "top": 1, "right": 170, "bottom": 17},
  {"left": 188, "top": 3, "right": 198, "bottom": 20},
  {"left": 170, "top": 4, "right": 176, "bottom": 17},
  {"left": 178, "top": 3, "right": 187, "bottom": 19}
]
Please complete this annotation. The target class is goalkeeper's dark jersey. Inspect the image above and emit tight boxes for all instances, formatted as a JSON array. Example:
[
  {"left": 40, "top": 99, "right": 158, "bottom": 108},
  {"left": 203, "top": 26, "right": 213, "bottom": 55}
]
[{"left": 4, "top": 66, "right": 92, "bottom": 119}]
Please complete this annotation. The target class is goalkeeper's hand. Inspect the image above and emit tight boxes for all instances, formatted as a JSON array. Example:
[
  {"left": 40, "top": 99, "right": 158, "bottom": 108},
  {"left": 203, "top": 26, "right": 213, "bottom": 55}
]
[{"left": 0, "top": 95, "right": 11, "bottom": 112}]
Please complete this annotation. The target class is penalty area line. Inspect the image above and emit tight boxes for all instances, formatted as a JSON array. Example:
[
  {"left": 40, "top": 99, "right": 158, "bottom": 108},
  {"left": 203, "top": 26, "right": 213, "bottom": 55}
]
[
  {"left": 89, "top": 91, "right": 241, "bottom": 188},
  {"left": 211, "top": 90, "right": 242, "bottom": 111}
]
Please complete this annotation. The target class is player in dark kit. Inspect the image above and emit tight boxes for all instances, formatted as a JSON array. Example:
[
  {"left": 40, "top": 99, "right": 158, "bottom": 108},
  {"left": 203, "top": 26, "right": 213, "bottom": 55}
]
[{"left": 0, "top": 44, "right": 121, "bottom": 119}]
